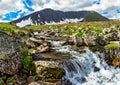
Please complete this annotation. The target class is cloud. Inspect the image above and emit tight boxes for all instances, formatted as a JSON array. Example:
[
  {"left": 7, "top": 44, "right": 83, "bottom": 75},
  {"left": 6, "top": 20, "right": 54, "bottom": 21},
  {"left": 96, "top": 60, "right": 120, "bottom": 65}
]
[{"left": 0, "top": 0, "right": 120, "bottom": 22}]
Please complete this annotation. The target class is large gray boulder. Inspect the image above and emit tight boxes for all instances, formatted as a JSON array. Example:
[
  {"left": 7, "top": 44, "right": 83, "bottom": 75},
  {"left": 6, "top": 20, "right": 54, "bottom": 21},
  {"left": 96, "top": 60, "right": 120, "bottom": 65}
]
[{"left": 0, "top": 31, "right": 26, "bottom": 75}]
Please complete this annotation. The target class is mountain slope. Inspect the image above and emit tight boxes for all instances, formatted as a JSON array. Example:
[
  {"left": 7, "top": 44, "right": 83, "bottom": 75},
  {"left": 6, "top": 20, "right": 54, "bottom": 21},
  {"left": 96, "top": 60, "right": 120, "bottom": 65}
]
[{"left": 10, "top": 8, "right": 109, "bottom": 27}]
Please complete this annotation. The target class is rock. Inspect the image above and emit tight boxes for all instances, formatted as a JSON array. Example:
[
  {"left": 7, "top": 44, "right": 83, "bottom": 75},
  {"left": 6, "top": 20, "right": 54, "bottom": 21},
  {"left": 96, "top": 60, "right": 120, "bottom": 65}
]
[
  {"left": 112, "top": 57, "right": 120, "bottom": 67},
  {"left": 110, "top": 41, "right": 120, "bottom": 46},
  {"left": 36, "top": 42, "right": 50, "bottom": 53},
  {"left": 83, "top": 38, "right": 96, "bottom": 46},
  {"left": 29, "top": 82, "right": 40, "bottom": 85},
  {"left": 29, "top": 80, "right": 62, "bottom": 85},
  {"left": 27, "top": 76, "right": 35, "bottom": 84},
  {"left": 6, "top": 76, "right": 16, "bottom": 85},
  {"left": 0, "top": 31, "right": 27, "bottom": 75},
  {"left": 72, "top": 35, "right": 83, "bottom": 46},
  {"left": 29, "top": 37, "right": 44, "bottom": 44},
  {"left": 15, "top": 74, "right": 27, "bottom": 85},
  {"left": 33, "top": 60, "right": 63, "bottom": 82},
  {"left": 33, "top": 60, "right": 63, "bottom": 69},
  {"left": 36, "top": 45, "right": 50, "bottom": 53},
  {"left": 103, "top": 44, "right": 120, "bottom": 65},
  {"left": 26, "top": 39, "right": 37, "bottom": 47},
  {"left": 0, "top": 78, "right": 5, "bottom": 85},
  {"left": 32, "top": 52, "right": 65, "bottom": 82},
  {"left": 96, "top": 36, "right": 106, "bottom": 46}
]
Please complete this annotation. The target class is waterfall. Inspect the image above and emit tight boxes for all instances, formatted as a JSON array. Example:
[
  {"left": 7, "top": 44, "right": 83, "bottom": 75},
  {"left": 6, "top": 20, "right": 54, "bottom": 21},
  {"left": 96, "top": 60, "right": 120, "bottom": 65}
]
[
  {"left": 50, "top": 41, "right": 120, "bottom": 85},
  {"left": 61, "top": 48, "right": 120, "bottom": 85}
]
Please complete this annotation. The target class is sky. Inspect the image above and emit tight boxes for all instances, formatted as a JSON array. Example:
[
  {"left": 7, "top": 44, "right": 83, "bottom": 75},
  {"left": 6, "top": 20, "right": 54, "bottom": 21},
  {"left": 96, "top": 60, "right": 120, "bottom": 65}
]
[{"left": 0, "top": 0, "right": 120, "bottom": 22}]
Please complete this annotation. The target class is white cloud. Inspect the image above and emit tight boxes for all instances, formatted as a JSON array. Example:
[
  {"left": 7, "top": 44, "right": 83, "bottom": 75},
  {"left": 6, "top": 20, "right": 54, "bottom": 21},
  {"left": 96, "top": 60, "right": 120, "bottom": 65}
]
[{"left": 0, "top": 0, "right": 120, "bottom": 21}]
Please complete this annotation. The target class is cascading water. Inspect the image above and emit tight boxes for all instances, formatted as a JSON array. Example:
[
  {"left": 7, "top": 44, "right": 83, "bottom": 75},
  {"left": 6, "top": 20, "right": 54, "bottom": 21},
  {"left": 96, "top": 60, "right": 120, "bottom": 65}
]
[{"left": 50, "top": 41, "right": 120, "bottom": 85}]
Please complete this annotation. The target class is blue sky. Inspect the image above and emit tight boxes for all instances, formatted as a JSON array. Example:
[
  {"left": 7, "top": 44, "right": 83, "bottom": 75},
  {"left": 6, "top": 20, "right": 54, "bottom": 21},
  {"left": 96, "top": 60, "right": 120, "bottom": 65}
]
[{"left": 0, "top": 0, "right": 120, "bottom": 22}]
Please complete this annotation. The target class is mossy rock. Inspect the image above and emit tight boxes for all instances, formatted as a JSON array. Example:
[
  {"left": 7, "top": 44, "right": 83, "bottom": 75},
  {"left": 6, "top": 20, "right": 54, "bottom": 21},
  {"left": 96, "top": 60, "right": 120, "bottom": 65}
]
[
  {"left": 106, "top": 43, "right": 119, "bottom": 49},
  {"left": 7, "top": 77, "right": 16, "bottom": 83},
  {"left": 36, "top": 67, "right": 63, "bottom": 82}
]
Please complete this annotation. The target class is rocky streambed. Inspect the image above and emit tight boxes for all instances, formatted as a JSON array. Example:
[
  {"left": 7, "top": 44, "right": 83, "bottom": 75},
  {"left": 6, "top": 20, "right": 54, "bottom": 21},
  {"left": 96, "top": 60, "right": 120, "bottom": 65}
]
[{"left": 0, "top": 26, "right": 120, "bottom": 85}]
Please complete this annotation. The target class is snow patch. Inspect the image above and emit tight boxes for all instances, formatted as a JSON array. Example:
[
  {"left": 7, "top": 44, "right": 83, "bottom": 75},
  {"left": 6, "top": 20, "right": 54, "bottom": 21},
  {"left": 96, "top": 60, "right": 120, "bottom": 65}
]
[
  {"left": 45, "top": 18, "right": 84, "bottom": 25},
  {"left": 16, "top": 17, "right": 33, "bottom": 27},
  {"left": 16, "top": 18, "right": 84, "bottom": 27}
]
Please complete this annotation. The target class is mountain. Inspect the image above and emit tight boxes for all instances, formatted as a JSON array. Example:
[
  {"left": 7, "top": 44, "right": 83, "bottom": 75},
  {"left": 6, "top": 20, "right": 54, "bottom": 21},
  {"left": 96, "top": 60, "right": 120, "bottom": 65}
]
[{"left": 10, "top": 8, "right": 109, "bottom": 27}]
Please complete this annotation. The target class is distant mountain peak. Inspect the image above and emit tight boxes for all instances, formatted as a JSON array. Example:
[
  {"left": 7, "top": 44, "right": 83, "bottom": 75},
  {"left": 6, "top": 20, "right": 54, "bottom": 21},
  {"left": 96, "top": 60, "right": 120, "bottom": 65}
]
[
  {"left": 41, "top": 8, "right": 54, "bottom": 11},
  {"left": 10, "top": 8, "right": 109, "bottom": 27}
]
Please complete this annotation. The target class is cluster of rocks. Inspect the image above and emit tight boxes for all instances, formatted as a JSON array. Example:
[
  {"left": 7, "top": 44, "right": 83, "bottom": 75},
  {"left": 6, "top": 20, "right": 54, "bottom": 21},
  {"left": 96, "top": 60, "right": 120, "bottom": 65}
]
[
  {"left": 26, "top": 37, "right": 50, "bottom": 53},
  {"left": 0, "top": 31, "right": 64, "bottom": 85}
]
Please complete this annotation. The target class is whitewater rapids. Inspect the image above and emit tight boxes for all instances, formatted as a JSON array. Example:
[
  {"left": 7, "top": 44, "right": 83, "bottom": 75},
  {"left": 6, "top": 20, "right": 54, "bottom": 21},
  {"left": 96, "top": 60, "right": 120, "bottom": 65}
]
[{"left": 51, "top": 41, "right": 120, "bottom": 85}]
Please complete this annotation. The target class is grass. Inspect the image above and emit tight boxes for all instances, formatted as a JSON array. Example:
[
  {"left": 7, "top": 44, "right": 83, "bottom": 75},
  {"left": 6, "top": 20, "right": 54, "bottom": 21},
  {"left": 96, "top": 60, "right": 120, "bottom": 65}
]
[{"left": 0, "top": 23, "right": 28, "bottom": 35}]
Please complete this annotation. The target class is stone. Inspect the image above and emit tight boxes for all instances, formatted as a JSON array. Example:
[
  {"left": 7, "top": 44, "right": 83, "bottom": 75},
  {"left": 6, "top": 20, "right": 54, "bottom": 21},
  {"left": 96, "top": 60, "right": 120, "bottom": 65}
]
[
  {"left": 27, "top": 76, "right": 35, "bottom": 84},
  {"left": 72, "top": 35, "right": 83, "bottom": 46},
  {"left": 15, "top": 74, "right": 27, "bottom": 85},
  {"left": 112, "top": 57, "right": 120, "bottom": 67},
  {"left": 29, "top": 80, "right": 62, "bottom": 85},
  {"left": 29, "top": 37, "right": 44, "bottom": 44},
  {"left": 96, "top": 36, "right": 106, "bottom": 46},
  {"left": 83, "top": 38, "right": 96, "bottom": 46},
  {"left": 0, "top": 31, "right": 26, "bottom": 75},
  {"left": 110, "top": 41, "right": 120, "bottom": 46},
  {"left": 26, "top": 39, "right": 36, "bottom": 47},
  {"left": 33, "top": 60, "right": 63, "bottom": 69},
  {"left": 36, "top": 45, "right": 50, "bottom": 53},
  {"left": 29, "top": 82, "right": 40, "bottom": 85},
  {"left": 32, "top": 52, "right": 64, "bottom": 81},
  {"left": 103, "top": 45, "right": 120, "bottom": 65}
]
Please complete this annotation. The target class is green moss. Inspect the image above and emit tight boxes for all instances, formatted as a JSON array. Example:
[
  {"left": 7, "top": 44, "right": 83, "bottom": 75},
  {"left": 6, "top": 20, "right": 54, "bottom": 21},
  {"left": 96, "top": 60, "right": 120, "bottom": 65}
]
[
  {"left": 0, "top": 82, "right": 5, "bottom": 85},
  {"left": 7, "top": 77, "right": 16, "bottom": 83},
  {"left": 28, "top": 48, "right": 34, "bottom": 54},
  {"left": 36, "top": 67, "right": 62, "bottom": 81},
  {"left": 76, "top": 32, "right": 84, "bottom": 37},
  {"left": 106, "top": 43, "right": 119, "bottom": 49},
  {"left": 2, "top": 75, "right": 7, "bottom": 80},
  {"left": 19, "top": 46, "right": 28, "bottom": 54},
  {"left": 22, "top": 55, "right": 32, "bottom": 73},
  {"left": 0, "top": 55, "right": 9, "bottom": 60}
]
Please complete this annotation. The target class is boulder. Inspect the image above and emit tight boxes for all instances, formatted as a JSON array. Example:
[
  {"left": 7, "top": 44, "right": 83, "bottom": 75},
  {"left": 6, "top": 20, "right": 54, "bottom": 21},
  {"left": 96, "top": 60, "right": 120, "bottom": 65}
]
[
  {"left": 72, "top": 35, "right": 83, "bottom": 46},
  {"left": 83, "top": 38, "right": 96, "bottom": 46},
  {"left": 32, "top": 52, "right": 71, "bottom": 83},
  {"left": 103, "top": 43, "right": 120, "bottom": 65},
  {"left": 36, "top": 44, "right": 50, "bottom": 53},
  {"left": 29, "top": 37, "right": 44, "bottom": 44},
  {"left": 0, "top": 31, "right": 27, "bottom": 75}
]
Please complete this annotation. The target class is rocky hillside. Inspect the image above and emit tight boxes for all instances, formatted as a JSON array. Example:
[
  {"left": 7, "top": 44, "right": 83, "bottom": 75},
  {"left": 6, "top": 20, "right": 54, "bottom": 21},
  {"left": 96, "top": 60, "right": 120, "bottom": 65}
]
[
  {"left": 10, "top": 8, "right": 109, "bottom": 27},
  {"left": 0, "top": 21, "right": 120, "bottom": 85}
]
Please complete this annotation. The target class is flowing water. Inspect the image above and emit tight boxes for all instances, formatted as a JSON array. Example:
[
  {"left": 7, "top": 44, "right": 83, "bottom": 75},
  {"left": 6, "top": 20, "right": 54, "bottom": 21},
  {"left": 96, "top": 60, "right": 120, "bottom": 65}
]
[
  {"left": 51, "top": 41, "right": 120, "bottom": 85},
  {"left": 35, "top": 31, "right": 120, "bottom": 85}
]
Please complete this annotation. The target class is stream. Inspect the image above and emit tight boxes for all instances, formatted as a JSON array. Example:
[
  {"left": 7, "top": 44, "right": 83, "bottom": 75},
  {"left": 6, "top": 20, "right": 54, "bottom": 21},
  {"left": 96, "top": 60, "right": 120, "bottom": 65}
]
[
  {"left": 51, "top": 41, "right": 120, "bottom": 85},
  {"left": 34, "top": 32, "right": 120, "bottom": 85}
]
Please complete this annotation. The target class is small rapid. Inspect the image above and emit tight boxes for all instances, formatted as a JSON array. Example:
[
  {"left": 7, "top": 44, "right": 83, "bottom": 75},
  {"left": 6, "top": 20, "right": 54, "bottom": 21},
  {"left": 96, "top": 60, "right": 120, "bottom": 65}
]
[{"left": 50, "top": 41, "right": 120, "bottom": 85}]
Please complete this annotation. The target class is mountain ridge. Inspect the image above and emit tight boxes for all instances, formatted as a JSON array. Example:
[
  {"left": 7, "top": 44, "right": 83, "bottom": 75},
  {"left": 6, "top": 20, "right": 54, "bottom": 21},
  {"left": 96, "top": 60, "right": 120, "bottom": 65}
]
[{"left": 10, "top": 8, "right": 109, "bottom": 27}]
